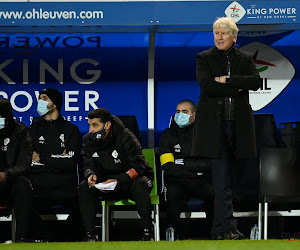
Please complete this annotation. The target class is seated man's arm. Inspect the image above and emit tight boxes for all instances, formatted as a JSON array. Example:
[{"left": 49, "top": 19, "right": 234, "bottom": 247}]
[
  {"left": 183, "top": 158, "right": 211, "bottom": 174},
  {"left": 115, "top": 129, "right": 151, "bottom": 185},
  {"left": 4, "top": 126, "right": 33, "bottom": 179},
  {"left": 82, "top": 135, "right": 97, "bottom": 180},
  {"left": 159, "top": 130, "right": 200, "bottom": 179}
]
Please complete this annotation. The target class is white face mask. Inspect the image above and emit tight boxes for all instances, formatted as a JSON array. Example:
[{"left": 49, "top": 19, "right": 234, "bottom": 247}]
[
  {"left": 174, "top": 112, "right": 191, "bottom": 128},
  {"left": 37, "top": 100, "right": 50, "bottom": 116},
  {"left": 0, "top": 117, "right": 5, "bottom": 130}
]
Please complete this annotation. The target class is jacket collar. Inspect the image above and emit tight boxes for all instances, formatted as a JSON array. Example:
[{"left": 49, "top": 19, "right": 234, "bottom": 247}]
[{"left": 212, "top": 44, "right": 241, "bottom": 74}]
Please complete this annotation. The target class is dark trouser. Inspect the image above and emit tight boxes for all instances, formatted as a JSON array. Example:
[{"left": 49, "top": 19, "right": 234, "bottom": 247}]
[
  {"left": 211, "top": 120, "right": 237, "bottom": 235},
  {"left": 0, "top": 176, "right": 33, "bottom": 239},
  {"left": 166, "top": 178, "right": 214, "bottom": 237},
  {"left": 32, "top": 196, "right": 82, "bottom": 241},
  {"left": 79, "top": 177, "right": 152, "bottom": 234}
]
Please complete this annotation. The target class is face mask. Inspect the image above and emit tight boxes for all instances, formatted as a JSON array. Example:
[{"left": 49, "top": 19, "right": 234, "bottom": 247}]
[
  {"left": 90, "top": 129, "right": 106, "bottom": 142},
  {"left": 0, "top": 117, "right": 5, "bottom": 130},
  {"left": 174, "top": 112, "right": 191, "bottom": 128},
  {"left": 37, "top": 100, "right": 50, "bottom": 116}
]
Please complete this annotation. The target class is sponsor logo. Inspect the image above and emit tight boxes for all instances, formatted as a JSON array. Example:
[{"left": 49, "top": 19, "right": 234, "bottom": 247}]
[
  {"left": 92, "top": 152, "right": 99, "bottom": 157},
  {"left": 225, "top": 1, "right": 246, "bottom": 23},
  {"left": 4, "top": 138, "right": 10, "bottom": 146},
  {"left": 246, "top": 5, "right": 296, "bottom": 21},
  {"left": 59, "top": 134, "right": 65, "bottom": 142},
  {"left": 114, "top": 159, "right": 121, "bottom": 164},
  {"left": 240, "top": 42, "right": 295, "bottom": 111},
  {"left": 111, "top": 150, "right": 121, "bottom": 163},
  {"left": 282, "top": 231, "right": 300, "bottom": 240},
  {"left": 0, "top": 36, "right": 102, "bottom": 84},
  {"left": 111, "top": 149, "right": 118, "bottom": 159},
  {"left": 38, "top": 135, "right": 45, "bottom": 144},
  {"left": 226, "top": 1, "right": 297, "bottom": 22},
  {"left": 0, "top": 35, "right": 101, "bottom": 49},
  {"left": 2, "top": 138, "right": 10, "bottom": 151},
  {"left": 174, "top": 144, "right": 181, "bottom": 153},
  {"left": 13, "top": 43, "right": 39, "bottom": 55}
]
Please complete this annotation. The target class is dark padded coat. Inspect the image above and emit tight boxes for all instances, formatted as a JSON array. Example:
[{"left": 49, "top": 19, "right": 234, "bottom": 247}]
[
  {"left": 83, "top": 116, "right": 154, "bottom": 185},
  {"left": 159, "top": 121, "right": 210, "bottom": 181},
  {"left": 192, "top": 45, "right": 261, "bottom": 159},
  {"left": 28, "top": 115, "right": 81, "bottom": 199},
  {"left": 0, "top": 120, "right": 32, "bottom": 178}
]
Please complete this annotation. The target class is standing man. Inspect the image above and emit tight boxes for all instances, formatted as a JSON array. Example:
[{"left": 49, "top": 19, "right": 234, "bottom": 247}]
[
  {"left": 0, "top": 98, "right": 33, "bottom": 242},
  {"left": 192, "top": 17, "right": 261, "bottom": 240},
  {"left": 159, "top": 100, "right": 214, "bottom": 240},
  {"left": 79, "top": 108, "right": 154, "bottom": 241},
  {"left": 28, "top": 88, "right": 82, "bottom": 241}
]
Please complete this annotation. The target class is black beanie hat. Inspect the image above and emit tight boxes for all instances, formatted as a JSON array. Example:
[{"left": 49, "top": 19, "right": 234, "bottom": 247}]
[
  {"left": 0, "top": 98, "right": 13, "bottom": 120},
  {"left": 40, "top": 88, "right": 63, "bottom": 112}
]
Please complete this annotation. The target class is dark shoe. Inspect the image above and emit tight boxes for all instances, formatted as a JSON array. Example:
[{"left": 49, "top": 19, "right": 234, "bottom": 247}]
[
  {"left": 15, "top": 237, "right": 32, "bottom": 243},
  {"left": 212, "top": 233, "right": 225, "bottom": 240},
  {"left": 84, "top": 233, "right": 97, "bottom": 242},
  {"left": 34, "top": 239, "right": 49, "bottom": 243},
  {"left": 212, "top": 229, "right": 244, "bottom": 240},
  {"left": 141, "top": 229, "right": 154, "bottom": 241},
  {"left": 224, "top": 229, "right": 244, "bottom": 240}
]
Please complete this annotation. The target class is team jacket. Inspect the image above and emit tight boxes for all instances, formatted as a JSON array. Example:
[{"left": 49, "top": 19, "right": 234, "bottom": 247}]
[
  {"left": 28, "top": 115, "right": 81, "bottom": 199},
  {"left": 159, "top": 120, "right": 211, "bottom": 182},
  {"left": 0, "top": 120, "right": 32, "bottom": 178},
  {"left": 83, "top": 116, "right": 154, "bottom": 185}
]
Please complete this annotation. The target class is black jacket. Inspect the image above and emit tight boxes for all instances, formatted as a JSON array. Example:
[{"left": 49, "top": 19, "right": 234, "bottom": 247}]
[
  {"left": 0, "top": 120, "right": 32, "bottom": 178},
  {"left": 28, "top": 115, "right": 81, "bottom": 199},
  {"left": 83, "top": 116, "right": 154, "bottom": 185},
  {"left": 159, "top": 120, "right": 210, "bottom": 182},
  {"left": 192, "top": 45, "right": 261, "bottom": 159}
]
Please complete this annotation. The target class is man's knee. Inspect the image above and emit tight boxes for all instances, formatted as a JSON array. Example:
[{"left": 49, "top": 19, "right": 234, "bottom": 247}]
[
  {"left": 79, "top": 180, "right": 90, "bottom": 194},
  {"left": 131, "top": 177, "right": 152, "bottom": 193},
  {"left": 166, "top": 189, "right": 179, "bottom": 201},
  {"left": 166, "top": 184, "right": 183, "bottom": 201},
  {"left": 11, "top": 176, "right": 32, "bottom": 193}
]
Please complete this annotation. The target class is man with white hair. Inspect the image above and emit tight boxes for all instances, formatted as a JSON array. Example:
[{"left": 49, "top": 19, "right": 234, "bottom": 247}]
[{"left": 192, "top": 17, "right": 261, "bottom": 240}]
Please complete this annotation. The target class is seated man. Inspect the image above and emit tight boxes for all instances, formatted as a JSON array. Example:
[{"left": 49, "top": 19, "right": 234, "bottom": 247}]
[
  {"left": 159, "top": 100, "right": 214, "bottom": 240},
  {"left": 0, "top": 98, "right": 33, "bottom": 243},
  {"left": 28, "top": 88, "right": 82, "bottom": 241},
  {"left": 79, "top": 108, "right": 154, "bottom": 241}
]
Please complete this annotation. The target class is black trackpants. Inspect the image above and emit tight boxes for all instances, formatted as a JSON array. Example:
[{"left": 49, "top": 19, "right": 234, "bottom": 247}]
[
  {"left": 0, "top": 176, "right": 33, "bottom": 239},
  {"left": 31, "top": 196, "right": 82, "bottom": 241},
  {"left": 79, "top": 177, "right": 152, "bottom": 234},
  {"left": 166, "top": 177, "right": 214, "bottom": 236},
  {"left": 210, "top": 120, "right": 237, "bottom": 235}
]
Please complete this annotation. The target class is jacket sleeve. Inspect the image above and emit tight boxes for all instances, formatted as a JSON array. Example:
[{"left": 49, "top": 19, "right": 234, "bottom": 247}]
[
  {"left": 41, "top": 125, "right": 81, "bottom": 173},
  {"left": 184, "top": 158, "right": 211, "bottom": 173},
  {"left": 196, "top": 53, "right": 240, "bottom": 97},
  {"left": 5, "top": 126, "right": 33, "bottom": 178},
  {"left": 116, "top": 129, "right": 150, "bottom": 185},
  {"left": 229, "top": 56, "right": 261, "bottom": 91},
  {"left": 159, "top": 130, "right": 203, "bottom": 179},
  {"left": 82, "top": 135, "right": 97, "bottom": 180}
]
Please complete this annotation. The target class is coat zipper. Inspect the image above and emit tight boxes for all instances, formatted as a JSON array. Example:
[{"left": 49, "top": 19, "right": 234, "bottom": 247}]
[{"left": 226, "top": 54, "right": 232, "bottom": 120}]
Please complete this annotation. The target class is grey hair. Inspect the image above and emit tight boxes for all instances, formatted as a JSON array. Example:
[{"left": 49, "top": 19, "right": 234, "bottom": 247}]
[{"left": 213, "top": 17, "right": 239, "bottom": 36}]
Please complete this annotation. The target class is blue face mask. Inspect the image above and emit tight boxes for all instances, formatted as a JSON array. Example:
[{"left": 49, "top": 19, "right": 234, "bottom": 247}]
[
  {"left": 174, "top": 112, "right": 191, "bottom": 128},
  {"left": 0, "top": 117, "right": 5, "bottom": 130},
  {"left": 37, "top": 100, "right": 50, "bottom": 116}
]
